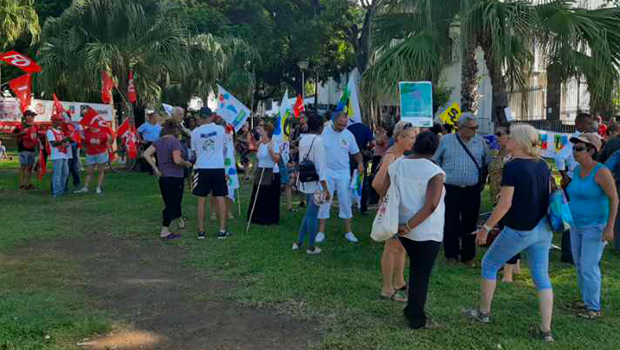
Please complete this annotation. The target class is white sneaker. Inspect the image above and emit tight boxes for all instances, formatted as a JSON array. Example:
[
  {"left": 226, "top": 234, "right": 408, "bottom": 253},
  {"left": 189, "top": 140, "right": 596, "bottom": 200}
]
[
  {"left": 315, "top": 232, "right": 326, "bottom": 243},
  {"left": 306, "top": 247, "right": 322, "bottom": 255},
  {"left": 95, "top": 187, "right": 102, "bottom": 195},
  {"left": 292, "top": 242, "right": 300, "bottom": 250},
  {"left": 74, "top": 187, "right": 88, "bottom": 194},
  {"left": 344, "top": 232, "right": 359, "bottom": 243}
]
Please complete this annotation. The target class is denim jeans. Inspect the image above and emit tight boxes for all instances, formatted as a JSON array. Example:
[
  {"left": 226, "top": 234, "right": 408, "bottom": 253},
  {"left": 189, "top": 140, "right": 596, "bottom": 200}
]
[
  {"left": 298, "top": 194, "right": 319, "bottom": 247},
  {"left": 482, "top": 219, "right": 553, "bottom": 291},
  {"left": 570, "top": 224, "right": 606, "bottom": 312},
  {"left": 52, "top": 159, "right": 69, "bottom": 197}
]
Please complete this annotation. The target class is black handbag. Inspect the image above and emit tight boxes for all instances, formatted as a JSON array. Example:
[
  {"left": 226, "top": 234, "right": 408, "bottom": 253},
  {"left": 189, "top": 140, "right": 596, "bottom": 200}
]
[
  {"left": 298, "top": 136, "right": 319, "bottom": 183},
  {"left": 456, "top": 135, "right": 488, "bottom": 191}
]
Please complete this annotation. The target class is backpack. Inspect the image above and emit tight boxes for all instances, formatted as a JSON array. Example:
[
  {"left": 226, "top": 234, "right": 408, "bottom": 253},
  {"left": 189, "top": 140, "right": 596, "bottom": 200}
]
[{"left": 298, "top": 136, "right": 319, "bottom": 183}]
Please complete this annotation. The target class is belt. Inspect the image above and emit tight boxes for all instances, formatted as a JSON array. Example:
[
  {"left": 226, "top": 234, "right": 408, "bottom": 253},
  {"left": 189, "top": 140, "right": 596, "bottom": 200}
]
[{"left": 446, "top": 183, "right": 477, "bottom": 189}]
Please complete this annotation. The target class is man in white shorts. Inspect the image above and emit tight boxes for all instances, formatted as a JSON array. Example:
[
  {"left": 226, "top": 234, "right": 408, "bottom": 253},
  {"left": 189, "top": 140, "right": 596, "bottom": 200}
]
[{"left": 317, "top": 112, "right": 364, "bottom": 243}]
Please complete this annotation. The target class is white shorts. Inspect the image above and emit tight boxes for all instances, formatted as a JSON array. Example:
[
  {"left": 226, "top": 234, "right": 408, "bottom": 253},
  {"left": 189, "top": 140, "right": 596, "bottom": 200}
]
[
  {"left": 318, "top": 175, "right": 353, "bottom": 220},
  {"left": 85, "top": 152, "right": 109, "bottom": 165}
]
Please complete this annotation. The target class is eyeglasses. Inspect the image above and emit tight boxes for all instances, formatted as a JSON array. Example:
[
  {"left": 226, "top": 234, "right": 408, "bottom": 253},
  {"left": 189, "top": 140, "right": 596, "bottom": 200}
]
[{"left": 573, "top": 145, "right": 588, "bottom": 152}]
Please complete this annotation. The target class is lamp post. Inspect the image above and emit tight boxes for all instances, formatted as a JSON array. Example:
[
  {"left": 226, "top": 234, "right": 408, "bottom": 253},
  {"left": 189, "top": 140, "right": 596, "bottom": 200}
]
[{"left": 297, "top": 60, "right": 309, "bottom": 102}]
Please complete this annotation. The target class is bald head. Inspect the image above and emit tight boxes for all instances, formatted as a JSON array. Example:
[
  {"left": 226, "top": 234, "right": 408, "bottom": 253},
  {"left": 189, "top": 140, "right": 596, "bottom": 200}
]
[{"left": 171, "top": 107, "right": 185, "bottom": 122}]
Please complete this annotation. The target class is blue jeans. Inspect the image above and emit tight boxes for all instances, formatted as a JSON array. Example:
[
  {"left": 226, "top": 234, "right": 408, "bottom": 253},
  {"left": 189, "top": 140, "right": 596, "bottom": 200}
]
[
  {"left": 482, "top": 219, "right": 553, "bottom": 291},
  {"left": 570, "top": 224, "right": 606, "bottom": 312},
  {"left": 297, "top": 194, "right": 319, "bottom": 247},
  {"left": 52, "top": 159, "right": 69, "bottom": 197}
]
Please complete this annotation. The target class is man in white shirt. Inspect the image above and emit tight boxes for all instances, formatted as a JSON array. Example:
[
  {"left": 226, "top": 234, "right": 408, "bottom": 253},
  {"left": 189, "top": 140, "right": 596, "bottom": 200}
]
[
  {"left": 191, "top": 107, "right": 231, "bottom": 240},
  {"left": 47, "top": 114, "right": 72, "bottom": 198},
  {"left": 316, "top": 112, "right": 364, "bottom": 243}
]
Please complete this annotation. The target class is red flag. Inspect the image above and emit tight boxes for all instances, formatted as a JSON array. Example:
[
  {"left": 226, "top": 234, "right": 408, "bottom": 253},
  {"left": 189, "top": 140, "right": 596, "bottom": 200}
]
[
  {"left": 128, "top": 71, "right": 137, "bottom": 103},
  {"left": 101, "top": 71, "right": 114, "bottom": 104},
  {"left": 8, "top": 74, "right": 32, "bottom": 112},
  {"left": 0, "top": 51, "right": 42, "bottom": 73},
  {"left": 38, "top": 147, "right": 47, "bottom": 181},
  {"left": 52, "top": 93, "right": 65, "bottom": 115},
  {"left": 117, "top": 118, "right": 138, "bottom": 159},
  {"left": 293, "top": 94, "right": 305, "bottom": 118},
  {"left": 80, "top": 107, "right": 114, "bottom": 137}
]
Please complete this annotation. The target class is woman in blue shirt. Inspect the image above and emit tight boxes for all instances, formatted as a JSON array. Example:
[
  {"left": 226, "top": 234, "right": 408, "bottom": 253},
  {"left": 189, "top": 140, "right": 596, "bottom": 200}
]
[{"left": 567, "top": 133, "right": 618, "bottom": 319}]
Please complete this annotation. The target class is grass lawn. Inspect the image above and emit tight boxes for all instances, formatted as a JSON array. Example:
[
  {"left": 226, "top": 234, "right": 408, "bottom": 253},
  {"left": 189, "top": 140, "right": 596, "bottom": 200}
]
[{"left": 1, "top": 155, "right": 620, "bottom": 350}]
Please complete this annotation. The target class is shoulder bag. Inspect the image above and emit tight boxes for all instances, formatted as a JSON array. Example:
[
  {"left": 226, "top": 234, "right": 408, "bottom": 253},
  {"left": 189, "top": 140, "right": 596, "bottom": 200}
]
[
  {"left": 298, "top": 136, "right": 319, "bottom": 183},
  {"left": 371, "top": 159, "right": 401, "bottom": 242},
  {"left": 456, "top": 135, "right": 488, "bottom": 191}
]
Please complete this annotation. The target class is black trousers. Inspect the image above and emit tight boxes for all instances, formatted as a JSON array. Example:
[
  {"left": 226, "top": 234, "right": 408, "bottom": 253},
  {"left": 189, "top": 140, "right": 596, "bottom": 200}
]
[
  {"left": 140, "top": 142, "right": 154, "bottom": 174},
  {"left": 443, "top": 184, "right": 481, "bottom": 262},
  {"left": 399, "top": 238, "right": 441, "bottom": 329},
  {"left": 159, "top": 177, "right": 184, "bottom": 227}
]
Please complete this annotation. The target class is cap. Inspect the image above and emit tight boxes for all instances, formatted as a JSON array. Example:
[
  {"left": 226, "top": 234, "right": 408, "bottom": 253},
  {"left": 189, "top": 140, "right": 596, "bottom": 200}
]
[
  {"left": 23, "top": 110, "right": 36, "bottom": 117},
  {"left": 570, "top": 132, "right": 602, "bottom": 152},
  {"left": 199, "top": 107, "right": 213, "bottom": 119}
]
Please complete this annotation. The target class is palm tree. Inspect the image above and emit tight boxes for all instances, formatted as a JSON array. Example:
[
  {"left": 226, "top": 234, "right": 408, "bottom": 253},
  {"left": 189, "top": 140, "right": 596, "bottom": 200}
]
[
  {"left": 37, "top": 0, "right": 190, "bottom": 108},
  {"left": 0, "top": 0, "right": 40, "bottom": 84}
]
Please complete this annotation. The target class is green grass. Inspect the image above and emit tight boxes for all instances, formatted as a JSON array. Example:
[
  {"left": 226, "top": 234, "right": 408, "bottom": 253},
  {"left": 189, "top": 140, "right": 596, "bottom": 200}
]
[{"left": 1, "top": 155, "right": 620, "bottom": 350}]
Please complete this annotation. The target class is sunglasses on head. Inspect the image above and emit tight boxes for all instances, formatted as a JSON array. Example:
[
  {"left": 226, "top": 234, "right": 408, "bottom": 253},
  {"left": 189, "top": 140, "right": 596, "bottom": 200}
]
[{"left": 403, "top": 122, "right": 413, "bottom": 130}]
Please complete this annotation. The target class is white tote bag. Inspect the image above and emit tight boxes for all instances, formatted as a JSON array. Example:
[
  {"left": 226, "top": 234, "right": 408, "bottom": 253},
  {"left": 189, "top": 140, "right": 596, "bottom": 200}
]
[{"left": 371, "top": 161, "right": 400, "bottom": 242}]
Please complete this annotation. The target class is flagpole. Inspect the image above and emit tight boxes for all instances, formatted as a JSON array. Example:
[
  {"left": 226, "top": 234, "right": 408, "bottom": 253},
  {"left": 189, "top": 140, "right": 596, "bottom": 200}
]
[
  {"left": 245, "top": 167, "right": 265, "bottom": 234},
  {"left": 236, "top": 187, "right": 242, "bottom": 217}
]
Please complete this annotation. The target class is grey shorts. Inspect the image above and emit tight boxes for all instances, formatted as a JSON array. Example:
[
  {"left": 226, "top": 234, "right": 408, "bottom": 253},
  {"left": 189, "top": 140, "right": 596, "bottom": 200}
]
[{"left": 19, "top": 151, "right": 35, "bottom": 166}]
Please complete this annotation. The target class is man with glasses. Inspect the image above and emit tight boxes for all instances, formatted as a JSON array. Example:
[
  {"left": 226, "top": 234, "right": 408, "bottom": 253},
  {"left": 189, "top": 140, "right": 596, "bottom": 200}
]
[{"left": 433, "top": 114, "right": 491, "bottom": 267}]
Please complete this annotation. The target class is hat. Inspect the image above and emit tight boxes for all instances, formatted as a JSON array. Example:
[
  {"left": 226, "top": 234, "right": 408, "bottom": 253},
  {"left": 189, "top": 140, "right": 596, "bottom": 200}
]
[
  {"left": 23, "top": 110, "right": 36, "bottom": 117},
  {"left": 570, "top": 132, "right": 602, "bottom": 152},
  {"left": 199, "top": 107, "right": 213, "bottom": 119}
]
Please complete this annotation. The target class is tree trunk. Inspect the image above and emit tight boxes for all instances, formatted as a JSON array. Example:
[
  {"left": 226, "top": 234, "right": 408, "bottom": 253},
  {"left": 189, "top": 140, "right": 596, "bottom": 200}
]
[
  {"left": 356, "top": 4, "right": 376, "bottom": 73},
  {"left": 481, "top": 36, "right": 508, "bottom": 125},
  {"left": 460, "top": 39, "right": 479, "bottom": 114},
  {"left": 546, "top": 65, "right": 561, "bottom": 121}
]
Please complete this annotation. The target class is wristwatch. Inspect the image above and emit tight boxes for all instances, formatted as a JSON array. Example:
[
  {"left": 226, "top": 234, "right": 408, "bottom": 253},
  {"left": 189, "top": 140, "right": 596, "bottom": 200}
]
[{"left": 482, "top": 224, "right": 492, "bottom": 232}]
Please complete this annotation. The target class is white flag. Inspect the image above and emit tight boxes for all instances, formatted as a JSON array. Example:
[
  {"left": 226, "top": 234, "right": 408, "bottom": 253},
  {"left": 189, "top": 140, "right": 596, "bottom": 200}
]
[
  {"left": 334, "top": 68, "right": 362, "bottom": 124},
  {"left": 273, "top": 90, "right": 293, "bottom": 142},
  {"left": 217, "top": 85, "right": 251, "bottom": 132}
]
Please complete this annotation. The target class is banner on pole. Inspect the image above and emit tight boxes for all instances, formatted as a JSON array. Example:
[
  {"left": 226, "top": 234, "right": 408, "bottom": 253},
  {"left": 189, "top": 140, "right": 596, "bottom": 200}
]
[
  {"left": 334, "top": 69, "right": 362, "bottom": 124},
  {"left": 217, "top": 85, "right": 251, "bottom": 132},
  {"left": 273, "top": 90, "right": 293, "bottom": 142},
  {"left": 399, "top": 81, "right": 433, "bottom": 127}
]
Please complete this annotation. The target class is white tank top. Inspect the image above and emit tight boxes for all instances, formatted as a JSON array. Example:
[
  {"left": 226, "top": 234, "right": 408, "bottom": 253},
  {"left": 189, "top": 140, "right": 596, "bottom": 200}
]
[{"left": 389, "top": 158, "right": 445, "bottom": 242}]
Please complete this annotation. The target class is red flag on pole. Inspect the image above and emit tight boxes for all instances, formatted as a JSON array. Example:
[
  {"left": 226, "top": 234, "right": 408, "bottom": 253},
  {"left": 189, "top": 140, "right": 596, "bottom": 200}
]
[
  {"left": 0, "top": 51, "right": 42, "bottom": 73},
  {"left": 8, "top": 74, "right": 32, "bottom": 112},
  {"left": 80, "top": 107, "right": 114, "bottom": 137},
  {"left": 117, "top": 118, "right": 138, "bottom": 159},
  {"left": 52, "top": 93, "right": 65, "bottom": 115},
  {"left": 293, "top": 94, "right": 305, "bottom": 118},
  {"left": 101, "top": 71, "right": 114, "bottom": 104},
  {"left": 37, "top": 147, "right": 46, "bottom": 181},
  {"left": 128, "top": 71, "right": 137, "bottom": 103}
]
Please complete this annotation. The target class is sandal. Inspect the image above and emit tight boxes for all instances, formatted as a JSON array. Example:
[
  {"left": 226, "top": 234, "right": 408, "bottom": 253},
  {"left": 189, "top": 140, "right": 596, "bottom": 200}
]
[
  {"left": 464, "top": 308, "right": 491, "bottom": 323},
  {"left": 177, "top": 218, "right": 187, "bottom": 229},
  {"left": 578, "top": 310, "right": 601, "bottom": 320},
  {"left": 531, "top": 327, "right": 555, "bottom": 343},
  {"left": 381, "top": 290, "right": 407, "bottom": 303}
]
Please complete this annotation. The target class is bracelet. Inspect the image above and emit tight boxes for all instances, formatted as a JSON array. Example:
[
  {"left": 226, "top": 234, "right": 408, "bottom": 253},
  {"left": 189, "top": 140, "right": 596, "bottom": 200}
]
[
  {"left": 405, "top": 221, "right": 413, "bottom": 232},
  {"left": 482, "top": 224, "right": 492, "bottom": 232}
]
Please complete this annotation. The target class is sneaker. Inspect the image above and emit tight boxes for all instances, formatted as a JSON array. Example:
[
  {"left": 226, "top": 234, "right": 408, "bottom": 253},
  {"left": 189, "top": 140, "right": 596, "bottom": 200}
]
[
  {"left": 161, "top": 233, "right": 182, "bottom": 240},
  {"left": 344, "top": 232, "right": 359, "bottom": 243},
  {"left": 74, "top": 187, "right": 89, "bottom": 194},
  {"left": 197, "top": 232, "right": 206, "bottom": 240},
  {"left": 292, "top": 242, "right": 300, "bottom": 250},
  {"left": 95, "top": 187, "right": 102, "bottom": 195},
  {"left": 217, "top": 231, "right": 230, "bottom": 240},
  {"left": 315, "top": 232, "right": 326, "bottom": 243},
  {"left": 306, "top": 247, "right": 322, "bottom": 255}
]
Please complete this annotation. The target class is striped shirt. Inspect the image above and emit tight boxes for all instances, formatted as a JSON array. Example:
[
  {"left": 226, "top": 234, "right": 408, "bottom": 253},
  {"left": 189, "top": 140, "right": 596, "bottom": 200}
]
[{"left": 432, "top": 133, "right": 491, "bottom": 187}]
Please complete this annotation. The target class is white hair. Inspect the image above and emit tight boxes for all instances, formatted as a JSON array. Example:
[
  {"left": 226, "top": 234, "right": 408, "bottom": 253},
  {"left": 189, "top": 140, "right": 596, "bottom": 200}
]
[
  {"left": 172, "top": 107, "right": 185, "bottom": 116},
  {"left": 458, "top": 113, "right": 476, "bottom": 128}
]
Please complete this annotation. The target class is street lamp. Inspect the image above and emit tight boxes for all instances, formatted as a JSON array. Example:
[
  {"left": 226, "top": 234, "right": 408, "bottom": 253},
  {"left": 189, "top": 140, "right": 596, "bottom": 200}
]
[{"left": 297, "top": 60, "right": 309, "bottom": 102}]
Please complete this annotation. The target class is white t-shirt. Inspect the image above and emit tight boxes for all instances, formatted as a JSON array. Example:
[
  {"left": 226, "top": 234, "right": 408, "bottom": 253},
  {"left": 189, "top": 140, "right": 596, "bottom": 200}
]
[
  {"left": 46, "top": 128, "right": 70, "bottom": 160},
  {"left": 257, "top": 141, "right": 279, "bottom": 169},
  {"left": 320, "top": 125, "right": 359, "bottom": 176},
  {"left": 555, "top": 131, "right": 580, "bottom": 179},
  {"left": 297, "top": 134, "right": 327, "bottom": 194},
  {"left": 191, "top": 123, "right": 225, "bottom": 169},
  {"left": 390, "top": 158, "right": 446, "bottom": 243}
]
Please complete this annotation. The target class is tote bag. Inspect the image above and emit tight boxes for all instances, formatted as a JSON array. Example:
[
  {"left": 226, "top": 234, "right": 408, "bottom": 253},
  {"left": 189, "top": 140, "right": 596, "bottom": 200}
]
[{"left": 371, "top": 161, "right": 400, "bottom": 242}]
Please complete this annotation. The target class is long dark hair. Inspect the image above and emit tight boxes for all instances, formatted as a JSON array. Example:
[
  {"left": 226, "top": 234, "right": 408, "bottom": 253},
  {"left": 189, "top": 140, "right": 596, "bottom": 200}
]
[{"left": 161, "top": 119, "right": 180, "bottom": 137}]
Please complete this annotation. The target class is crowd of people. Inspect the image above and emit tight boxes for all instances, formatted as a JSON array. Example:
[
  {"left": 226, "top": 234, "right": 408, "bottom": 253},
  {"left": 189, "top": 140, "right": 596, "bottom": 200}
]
[{"left": 7, "top": 105, "right": 620, "bottom": 342}]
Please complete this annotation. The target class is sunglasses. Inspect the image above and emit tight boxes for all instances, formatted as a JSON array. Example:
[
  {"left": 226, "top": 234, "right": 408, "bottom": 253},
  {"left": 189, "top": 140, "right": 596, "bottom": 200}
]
[
  {"left": 573, "top": 145, "right": 588, "bottom": 152},
  {"left": 403, "top": 122, "right": 413, "bottom": 130},
  {"left": 495, "top": 132, "right": 505, "bottom": 137}
]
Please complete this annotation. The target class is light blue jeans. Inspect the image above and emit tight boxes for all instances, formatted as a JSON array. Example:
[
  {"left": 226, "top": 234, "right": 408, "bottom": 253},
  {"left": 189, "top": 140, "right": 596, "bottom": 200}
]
[
  {"left": 482, "top": 219, "right": 553, "bottom": 290},
  {"left": 52, "top": 159, "right": 69, "bottom": 197},
  {"left": 298, "top": 194, "right": 319, "bottom": 247},
  {"left": 570, "top": 224, "right": 606, "bottom": 312}
]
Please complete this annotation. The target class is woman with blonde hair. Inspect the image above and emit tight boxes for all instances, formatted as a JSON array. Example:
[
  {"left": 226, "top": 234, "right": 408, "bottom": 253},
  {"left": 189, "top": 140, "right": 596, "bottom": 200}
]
[
  {"left": 372, "top": 120, "right": 417, "bottom": 302},
  {"left": 467, "top": 124, "right": 555, "bottom": 342}
]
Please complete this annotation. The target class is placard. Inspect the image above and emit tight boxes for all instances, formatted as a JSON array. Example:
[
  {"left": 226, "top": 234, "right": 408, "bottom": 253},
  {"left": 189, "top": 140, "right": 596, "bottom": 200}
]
[{"left": 399, "top": 81, "right": 433, "bottom": 127}]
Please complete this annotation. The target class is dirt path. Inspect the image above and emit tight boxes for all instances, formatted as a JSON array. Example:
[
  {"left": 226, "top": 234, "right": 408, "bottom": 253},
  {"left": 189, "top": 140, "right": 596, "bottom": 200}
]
[{"left": 7, "top": 233, "right": 318, "bottom": 350}]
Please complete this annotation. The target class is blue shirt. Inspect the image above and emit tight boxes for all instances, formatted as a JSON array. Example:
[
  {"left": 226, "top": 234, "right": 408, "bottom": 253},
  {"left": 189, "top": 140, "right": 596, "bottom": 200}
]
[
  {"left": 567, "top": 163, "right": 609, "bottom": 228},
  {"left": 432, "top": 133, "right": 491, "bottom": 187},
  {"left": 604, "top": 149, "right": 620, "bottom": 182},
  {"left": 347, "top": 123, "right": 374, "bottom": 154},
  {"left": 137, "top": 122, "right": 162, "bottom": 142}
]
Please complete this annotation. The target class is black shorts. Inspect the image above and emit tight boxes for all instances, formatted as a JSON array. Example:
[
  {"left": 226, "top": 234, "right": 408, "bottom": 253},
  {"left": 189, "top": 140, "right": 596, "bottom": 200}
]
[{"left": 192, "top": 168, "right": 228, "bottom": 197}]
